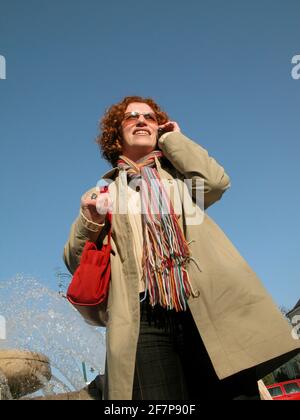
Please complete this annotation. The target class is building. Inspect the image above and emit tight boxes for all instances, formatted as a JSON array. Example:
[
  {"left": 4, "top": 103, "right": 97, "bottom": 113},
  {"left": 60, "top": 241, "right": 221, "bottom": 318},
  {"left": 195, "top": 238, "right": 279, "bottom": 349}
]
[
  {"left": 263, "top": 299, "right": 300, "bottom": 384},
  {"left": 287, "top": 299, "right": 300, "bottom": 323}
]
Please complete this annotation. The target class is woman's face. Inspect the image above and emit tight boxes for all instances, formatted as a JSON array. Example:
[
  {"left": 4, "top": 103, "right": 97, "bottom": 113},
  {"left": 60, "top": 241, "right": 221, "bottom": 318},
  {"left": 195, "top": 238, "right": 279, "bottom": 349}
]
[{"left": 121, "top": 102, "right": 159, "bottom": 161}]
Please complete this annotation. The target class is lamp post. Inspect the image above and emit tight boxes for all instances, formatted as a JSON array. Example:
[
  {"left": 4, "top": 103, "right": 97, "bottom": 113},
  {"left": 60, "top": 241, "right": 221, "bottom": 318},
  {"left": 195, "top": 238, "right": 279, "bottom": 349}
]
[{"left": 82, "top": 361, "right": 88, "bottom": 384}]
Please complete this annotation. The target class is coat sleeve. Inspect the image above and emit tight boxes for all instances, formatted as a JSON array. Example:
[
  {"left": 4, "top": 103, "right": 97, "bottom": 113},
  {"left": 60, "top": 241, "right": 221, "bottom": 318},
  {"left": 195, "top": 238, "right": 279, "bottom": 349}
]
[
  {"left": 158, "top": 132, "right": 231, "bottom": 209},
  {"left": 63, "top": 209, "right": 105, "bottom": 275}
]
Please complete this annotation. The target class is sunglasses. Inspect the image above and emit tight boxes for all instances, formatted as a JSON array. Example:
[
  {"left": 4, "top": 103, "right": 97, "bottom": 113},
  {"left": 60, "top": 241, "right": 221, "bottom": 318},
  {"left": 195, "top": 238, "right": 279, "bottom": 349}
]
[{"left": 122, "top": 111, "right": 158, "bottom": 124}]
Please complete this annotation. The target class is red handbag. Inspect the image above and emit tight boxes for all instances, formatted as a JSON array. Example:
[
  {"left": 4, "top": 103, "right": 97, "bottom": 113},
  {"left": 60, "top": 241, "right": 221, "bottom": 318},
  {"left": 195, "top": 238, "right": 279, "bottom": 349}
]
[{"left": 67, "top": 187, "right": 112, "bottom": 327}]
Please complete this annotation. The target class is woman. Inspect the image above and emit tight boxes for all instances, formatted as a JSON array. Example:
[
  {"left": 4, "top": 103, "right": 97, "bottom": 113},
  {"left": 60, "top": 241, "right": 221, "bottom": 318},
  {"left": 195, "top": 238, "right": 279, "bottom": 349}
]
[{"left": 64, "top": 96, "right": 299, "bottom": 400}]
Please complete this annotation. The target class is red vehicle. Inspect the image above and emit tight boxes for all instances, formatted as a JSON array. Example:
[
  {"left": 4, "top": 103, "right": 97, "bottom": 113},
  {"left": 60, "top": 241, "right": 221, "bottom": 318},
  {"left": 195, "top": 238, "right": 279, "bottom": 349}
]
[{"left": 267, "top": 379, "right": 300, "bottom": 400}]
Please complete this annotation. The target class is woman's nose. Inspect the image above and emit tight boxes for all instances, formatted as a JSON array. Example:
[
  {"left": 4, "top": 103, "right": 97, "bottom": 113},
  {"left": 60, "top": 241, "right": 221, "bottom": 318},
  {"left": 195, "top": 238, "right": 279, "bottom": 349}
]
[{"left": 136, "top": 116, "right": 147, "bottom": 125}]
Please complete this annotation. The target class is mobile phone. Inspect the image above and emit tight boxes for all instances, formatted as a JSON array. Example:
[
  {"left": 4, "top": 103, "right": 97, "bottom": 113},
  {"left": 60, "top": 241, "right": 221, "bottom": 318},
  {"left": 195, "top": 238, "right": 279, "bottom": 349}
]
[{"left": 157, "top": 127, "right": 165, "bottom": 139}]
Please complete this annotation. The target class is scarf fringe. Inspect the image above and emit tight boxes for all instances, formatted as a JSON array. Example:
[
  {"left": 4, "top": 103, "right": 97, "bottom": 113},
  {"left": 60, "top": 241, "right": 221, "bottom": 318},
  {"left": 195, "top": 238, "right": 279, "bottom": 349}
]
[{"left": 142, "top": 212, "right": 196, "bottom": 312}]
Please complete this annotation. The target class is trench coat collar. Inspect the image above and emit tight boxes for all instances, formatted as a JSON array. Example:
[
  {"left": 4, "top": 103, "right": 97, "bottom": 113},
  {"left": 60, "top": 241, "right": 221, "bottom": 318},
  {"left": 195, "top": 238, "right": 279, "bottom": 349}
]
[{"left": 101, "top": 166, "right": 119, "bottom": 181}]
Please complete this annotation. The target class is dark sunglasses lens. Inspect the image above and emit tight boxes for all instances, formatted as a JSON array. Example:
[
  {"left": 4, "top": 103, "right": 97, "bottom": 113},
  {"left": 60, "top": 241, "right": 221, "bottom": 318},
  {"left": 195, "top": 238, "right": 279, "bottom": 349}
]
[
  {"left": 124, "top": 112, "right": 138, "bottom": 120},
  {"left": 145, "top": 113, "right": 157, "bottom": 122},
  {"left": 123, "top": 112, "right": 157, "bottom": 123}
]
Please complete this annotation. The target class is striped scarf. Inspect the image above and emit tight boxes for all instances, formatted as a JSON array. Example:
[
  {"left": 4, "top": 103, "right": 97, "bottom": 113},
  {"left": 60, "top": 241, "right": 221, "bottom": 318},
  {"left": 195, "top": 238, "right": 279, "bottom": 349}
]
[{"left": 117, "top": 150, "right": 196, "bottom": 311}]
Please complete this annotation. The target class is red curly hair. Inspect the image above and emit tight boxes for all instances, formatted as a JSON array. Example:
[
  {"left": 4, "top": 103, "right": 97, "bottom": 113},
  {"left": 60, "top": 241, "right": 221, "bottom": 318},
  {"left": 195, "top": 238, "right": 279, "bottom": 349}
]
[{"left": 96, "top": 96, "right": 169, "bottom": 166}]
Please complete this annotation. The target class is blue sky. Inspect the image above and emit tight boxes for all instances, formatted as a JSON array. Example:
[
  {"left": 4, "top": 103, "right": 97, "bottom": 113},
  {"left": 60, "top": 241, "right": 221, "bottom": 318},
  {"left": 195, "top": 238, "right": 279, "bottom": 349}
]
[{"left": 0, "top": 0, "right": 299, "bottom": 310}]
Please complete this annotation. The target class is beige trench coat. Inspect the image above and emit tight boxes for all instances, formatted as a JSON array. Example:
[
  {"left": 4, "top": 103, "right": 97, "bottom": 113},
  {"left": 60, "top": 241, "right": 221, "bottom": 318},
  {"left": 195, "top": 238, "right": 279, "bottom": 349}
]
[{"left": 64, "top": 132, "right": 300, "bottom": 400}]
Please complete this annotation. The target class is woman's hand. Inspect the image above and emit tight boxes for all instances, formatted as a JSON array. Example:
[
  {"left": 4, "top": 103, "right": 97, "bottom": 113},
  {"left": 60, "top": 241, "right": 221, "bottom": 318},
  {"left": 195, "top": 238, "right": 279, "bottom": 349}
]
[
  {"left": 158, "top": 121, "right": 181, "bottom": 134},
  {"left": 81, "top": 189, "right": 113, "bottom": 224}
]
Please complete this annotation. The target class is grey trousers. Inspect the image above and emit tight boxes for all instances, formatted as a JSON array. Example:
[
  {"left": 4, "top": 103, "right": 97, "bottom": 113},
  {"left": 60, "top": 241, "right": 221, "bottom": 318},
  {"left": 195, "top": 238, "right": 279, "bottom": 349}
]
[{"left": 132, "top": 295, "right": 259, "bottom": 400}]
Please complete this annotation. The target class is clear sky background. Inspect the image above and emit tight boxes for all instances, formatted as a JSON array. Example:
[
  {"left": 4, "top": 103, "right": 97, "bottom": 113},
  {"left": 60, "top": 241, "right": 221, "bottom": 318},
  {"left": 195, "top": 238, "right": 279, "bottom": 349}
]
[{"left": 0, "top": 0, "right": 299, "bottom": 310}]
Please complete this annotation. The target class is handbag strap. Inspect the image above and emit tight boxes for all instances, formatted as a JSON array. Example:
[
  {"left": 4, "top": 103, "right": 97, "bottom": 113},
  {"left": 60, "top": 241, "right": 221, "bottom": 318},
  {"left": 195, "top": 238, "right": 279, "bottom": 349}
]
[
  {"left": 100, "top": 185, "right": 112, "bottom": 245},
  {"left": 106, "top": 211, "right": 112, "bottom": 244}
]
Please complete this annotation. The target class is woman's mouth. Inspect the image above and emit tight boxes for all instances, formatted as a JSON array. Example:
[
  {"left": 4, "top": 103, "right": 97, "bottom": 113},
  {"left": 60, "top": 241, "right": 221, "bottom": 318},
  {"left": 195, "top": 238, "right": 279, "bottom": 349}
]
[{"left": 133, "top": 129, "right": 151, "bottom": 135}]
